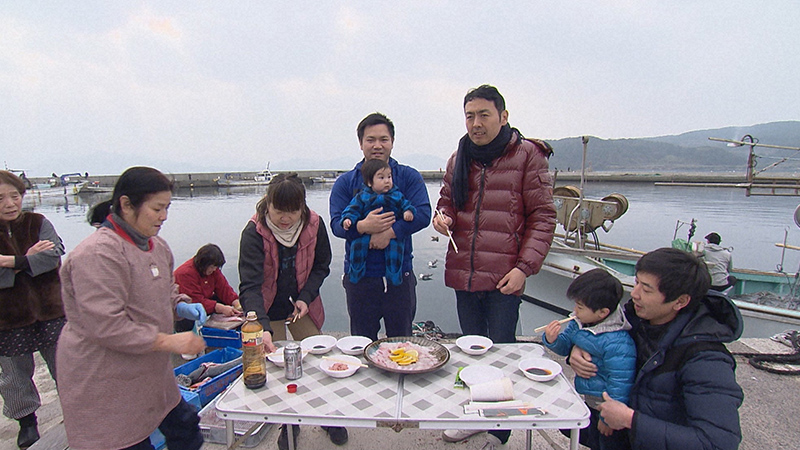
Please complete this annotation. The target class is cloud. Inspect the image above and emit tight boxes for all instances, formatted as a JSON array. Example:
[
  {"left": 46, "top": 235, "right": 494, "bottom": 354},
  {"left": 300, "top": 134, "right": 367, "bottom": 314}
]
[{"left": 1, "top": 2, "right": 798, "bottom": 176}]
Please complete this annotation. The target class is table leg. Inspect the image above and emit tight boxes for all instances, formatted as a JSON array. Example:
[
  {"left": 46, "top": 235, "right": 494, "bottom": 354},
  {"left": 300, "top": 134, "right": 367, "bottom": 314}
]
[
  {"left": 225, "top": 419, "right": 234, "bottom": 447},
  {"left": 525, "top": 429, "right": 532, "bottom": 450},
  {"left": 569, "top": 428, "right": 579, "bottom": 450},
  {"left": 288, "top": 425, "right": 296, "bottom": 450}
]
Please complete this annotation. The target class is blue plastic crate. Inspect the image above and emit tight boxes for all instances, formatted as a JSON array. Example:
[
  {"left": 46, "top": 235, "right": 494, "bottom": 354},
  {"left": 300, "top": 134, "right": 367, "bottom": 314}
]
[
  {"left": 150, "top": 390, "right": 201, "bottom": 450},
  {"left": 200, "top": 326, "right": 241, "bottom": 349},
  {"left": 174, "top": 347, "right": 243, "bottom": 407}
]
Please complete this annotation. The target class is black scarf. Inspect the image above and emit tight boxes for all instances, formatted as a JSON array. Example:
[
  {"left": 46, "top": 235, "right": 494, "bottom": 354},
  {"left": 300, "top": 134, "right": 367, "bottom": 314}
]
[{"left": 452, "top": 124, "right": 517, "bottom": 210}]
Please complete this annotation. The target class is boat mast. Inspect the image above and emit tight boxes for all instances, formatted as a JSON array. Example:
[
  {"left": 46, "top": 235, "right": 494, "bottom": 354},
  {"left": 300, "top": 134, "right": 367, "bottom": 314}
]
[{"left": 576, "top": 136, "right": 589, "bottom": 248}]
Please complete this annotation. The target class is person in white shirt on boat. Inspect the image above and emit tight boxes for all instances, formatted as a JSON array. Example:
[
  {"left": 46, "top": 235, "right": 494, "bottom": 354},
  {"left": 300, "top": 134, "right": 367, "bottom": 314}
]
[{"left": 701, "top": 232, "right": 736, "bottom": 292}]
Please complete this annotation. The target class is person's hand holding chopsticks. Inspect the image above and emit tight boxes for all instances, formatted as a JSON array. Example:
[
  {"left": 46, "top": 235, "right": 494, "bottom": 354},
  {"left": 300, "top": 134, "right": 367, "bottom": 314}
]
[
  {"left": 432, "top": 209, "right": 458, "bottom": 253},
  {"left": 535, "top": 316, "right": 576, "bottom": 343},
  {"left": 287, "top": 297, "right": 309, "bottom": 323}
]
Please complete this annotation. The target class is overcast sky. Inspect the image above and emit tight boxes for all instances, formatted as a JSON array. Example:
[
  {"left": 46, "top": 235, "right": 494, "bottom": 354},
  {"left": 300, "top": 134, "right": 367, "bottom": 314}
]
[{"left": 2, "top": 1, "right": 798, "bottom": 176}]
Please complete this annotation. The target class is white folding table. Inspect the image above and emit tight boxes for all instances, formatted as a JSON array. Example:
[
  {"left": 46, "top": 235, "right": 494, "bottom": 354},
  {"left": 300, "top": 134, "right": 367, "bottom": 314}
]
[{"left": 215, "top": 343, "right": 590, "bottom": 450}]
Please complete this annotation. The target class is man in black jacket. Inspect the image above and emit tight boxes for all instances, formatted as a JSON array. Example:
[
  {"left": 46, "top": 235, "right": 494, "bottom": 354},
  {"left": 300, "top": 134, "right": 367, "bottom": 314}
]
[{"left": 570, "top": 248, "right": 743, "bottom": 450}]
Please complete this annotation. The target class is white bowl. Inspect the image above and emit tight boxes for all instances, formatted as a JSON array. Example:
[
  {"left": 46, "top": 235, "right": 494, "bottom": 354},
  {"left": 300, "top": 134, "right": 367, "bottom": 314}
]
[
  {"left": 300, "top": 335, "right": 337, "bottom": 355},
  {"left": 267, "top": 347, "right": 306, "bottom": 367},
  {"left": 518, "top": 357, "right": 562, "bottom": 382},
  {"left": 455, "top": 335, "right": 493, "bottom": 356},
  {"left": 336, "top": 336, "right": 372, "bottom": 355},
  {"left": 319, "top": 355, "right": 361, "bottom": 378}
]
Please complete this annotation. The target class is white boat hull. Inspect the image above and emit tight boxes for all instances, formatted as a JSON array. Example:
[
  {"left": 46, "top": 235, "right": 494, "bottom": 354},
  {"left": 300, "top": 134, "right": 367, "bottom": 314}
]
[{"left": 523, "top": 249, "right": 800, "bottom": 339}]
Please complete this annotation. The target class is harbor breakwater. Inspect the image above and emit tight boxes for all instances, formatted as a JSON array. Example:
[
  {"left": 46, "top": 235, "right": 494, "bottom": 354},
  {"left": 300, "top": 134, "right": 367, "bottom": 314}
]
[{"left": 27, "top": 170, "right": 766, "bottom": 190}]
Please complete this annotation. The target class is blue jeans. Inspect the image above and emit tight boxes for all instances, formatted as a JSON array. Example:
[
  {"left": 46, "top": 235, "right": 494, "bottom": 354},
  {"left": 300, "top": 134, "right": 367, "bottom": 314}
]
[
  {"left": 122, "top": 398, "right": 203, "bottom": 450},
  {"left": 455, "top": 290, "right": 519, "bottom": 445},
  {"left": 455, "top": 290, "right": 520, "bottom": 344},
  {"left": 343, "top": 273, "right": 417, "bottom": 341}
]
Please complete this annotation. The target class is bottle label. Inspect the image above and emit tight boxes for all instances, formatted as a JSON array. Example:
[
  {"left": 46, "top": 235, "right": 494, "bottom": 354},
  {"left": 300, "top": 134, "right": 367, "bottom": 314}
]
[{"left": 242, "top": 330, "right": 263, "bottom": 347}]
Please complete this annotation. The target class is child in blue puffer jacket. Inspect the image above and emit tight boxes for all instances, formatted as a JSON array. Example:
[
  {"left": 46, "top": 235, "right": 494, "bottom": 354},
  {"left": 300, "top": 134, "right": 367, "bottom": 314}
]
[{"left": 543, "top": 268, "right": 636, "bottom": 450}]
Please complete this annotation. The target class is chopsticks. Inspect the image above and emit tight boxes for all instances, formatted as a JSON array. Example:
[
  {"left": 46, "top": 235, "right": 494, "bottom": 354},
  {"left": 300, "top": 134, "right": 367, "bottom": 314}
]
[
  {"left": 322, "top": 356, "right": 368, "bottom": 368},
  {"left": 533, "top": 316, "right": 575, "bottom": 333},
  {"left": 265, "top": 349, "right": 311, "bottom": 358},
  {"left": 435, "top": 209, "right": 458, "bottom": 253},
  {"left": 287, "top": 296, "right": 298, "bottom": 323}
]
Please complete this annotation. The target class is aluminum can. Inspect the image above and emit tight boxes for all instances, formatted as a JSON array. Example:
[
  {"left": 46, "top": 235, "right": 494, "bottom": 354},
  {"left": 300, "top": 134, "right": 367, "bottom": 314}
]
[{"left": 284, "top": 342, "right": 303, "bottom": 380}]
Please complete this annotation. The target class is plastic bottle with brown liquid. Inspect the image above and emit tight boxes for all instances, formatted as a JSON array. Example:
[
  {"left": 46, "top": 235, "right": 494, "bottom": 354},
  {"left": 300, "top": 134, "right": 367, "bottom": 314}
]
[{"left": 241, "top": 311, "right": 267, "bottom": 389}]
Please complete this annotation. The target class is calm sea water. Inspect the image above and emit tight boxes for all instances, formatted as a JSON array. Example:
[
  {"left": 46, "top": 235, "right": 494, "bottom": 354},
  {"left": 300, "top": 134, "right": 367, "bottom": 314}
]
[{"left": 24, "top": 181, "right": 800, "bottom": 335}]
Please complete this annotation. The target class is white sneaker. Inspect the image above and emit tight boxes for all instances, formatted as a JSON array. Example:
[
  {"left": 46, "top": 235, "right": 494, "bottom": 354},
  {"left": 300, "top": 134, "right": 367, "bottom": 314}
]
[
  {"left": 181, "top": 353, "right": 197, "bottom": 360},
  {"left": 442, "top": 429, "right": 483, "bottom": 443}
]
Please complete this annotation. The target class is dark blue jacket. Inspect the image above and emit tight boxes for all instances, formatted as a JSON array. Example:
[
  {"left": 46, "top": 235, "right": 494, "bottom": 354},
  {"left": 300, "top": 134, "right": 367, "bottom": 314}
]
[
  {"left": 329, "top": 158, "right": 431, "bottom": 276},
  {"left": 625, "top": 291, "right": 744, "bottom": 450}
]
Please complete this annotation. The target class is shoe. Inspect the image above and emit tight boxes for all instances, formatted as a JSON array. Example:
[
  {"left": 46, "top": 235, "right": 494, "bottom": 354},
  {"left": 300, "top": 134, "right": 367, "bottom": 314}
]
[
  {"left": 181, "top": 353, "right": 198, "bottom": 360},
  {"left": 770, "top": 330, "right": 798, "bottom": 348},
  {"left": 481, "top": 433, "right": 507, "bottom": 449},
  {"left": 17, "top": 414, "right": 39, "bottom": 449},
  {"left": 442, "top": 429, "right": 482, "bottom": 443},
  {"left": 323, "top": 426, "right": 348, "bottom": 445},
  {"left": 277, "top": 424, "right": 300, "bottom": 450}
]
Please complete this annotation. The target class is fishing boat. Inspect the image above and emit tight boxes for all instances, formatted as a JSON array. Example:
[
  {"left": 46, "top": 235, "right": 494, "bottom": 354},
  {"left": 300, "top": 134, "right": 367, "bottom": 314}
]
[
  {"left": 77, "top": 180, "right": 113, "bottom": 194},
  {"left": 523, "top": 198, "right": 800, "bottom": 338},
  {"left": 19, "top": 172, "right": 90, "bottom": 207},
  {"left": 522, "top": 136, "right": 800, "bottom": 338},
  {"left": 215, "top": 166, "right": 273, "bottom": 187}
]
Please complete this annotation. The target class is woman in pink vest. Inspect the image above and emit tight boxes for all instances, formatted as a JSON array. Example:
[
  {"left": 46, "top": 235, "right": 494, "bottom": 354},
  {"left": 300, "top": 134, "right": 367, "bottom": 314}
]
[{"left": 238, "top": 173, "right": 346, "bottom": 449}]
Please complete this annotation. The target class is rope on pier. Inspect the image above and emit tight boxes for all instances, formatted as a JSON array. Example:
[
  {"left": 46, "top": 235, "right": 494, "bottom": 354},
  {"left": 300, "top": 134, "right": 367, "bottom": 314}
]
[{"left": 732, "top": 330, "right": 800, "bottom": 375}]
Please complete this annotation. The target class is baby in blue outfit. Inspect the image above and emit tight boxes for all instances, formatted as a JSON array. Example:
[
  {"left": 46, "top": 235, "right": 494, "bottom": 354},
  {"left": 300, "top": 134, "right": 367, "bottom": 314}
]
[{"left": 341, "top": 159, "right": 415, "bottom": 286}]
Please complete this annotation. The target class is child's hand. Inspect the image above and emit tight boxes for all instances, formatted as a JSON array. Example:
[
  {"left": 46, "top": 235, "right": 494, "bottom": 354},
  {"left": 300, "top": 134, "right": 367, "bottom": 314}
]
[
  {"left": 403, "top": 210, "right": 414, "bottom": 222},
  {"left": 544, "top": 320, "right": 561, "bottom": 343},
  {"left": 597, "top": 418, "right": 613, "bottom": 436},
  {"left": 343, "top": 218, "right": 352, "bottom": 230}
]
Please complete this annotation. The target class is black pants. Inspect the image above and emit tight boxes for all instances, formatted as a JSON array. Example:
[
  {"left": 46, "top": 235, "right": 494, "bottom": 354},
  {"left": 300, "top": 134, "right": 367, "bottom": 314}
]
[
  {"left": 174, "top": 318, "right": 195, "bottom": 333},
  {"left": 343, "top": 273, "right": 417, "bottom": 341},
  {"left": 709, "top": 275, "right": 737, "bottom": 292},
  {"left": 560, "top": 407, "right": 630, "bottom": 450},
  {"left": 122, "top": 398, "right": 203, "bottom": 450}
]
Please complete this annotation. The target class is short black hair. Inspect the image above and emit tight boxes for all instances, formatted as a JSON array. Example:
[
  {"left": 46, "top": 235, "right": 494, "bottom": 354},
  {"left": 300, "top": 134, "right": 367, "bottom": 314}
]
[
  {"left": 635, "top": 247, "right": 710, "bottom": 308},
  {"left": 357, "top": 112, "right": 395, "bottom": 144},
  {"left": 256, "top": 173, "right": 309, "bottom": 226},
  {"left": 464, "top": 84, "right": 506, "bottom": 115},
  {"left": 193, "top": 244, "right": 226, "bottom": 274},
  {"left": 567, "top": 268, "right": 623, "bottom": 312},
  {"left": 705, "top": 232, "right": 721, "bottom": 245},
  {"left": 361, "top": 159, "right": 390, "bottom": 186}
]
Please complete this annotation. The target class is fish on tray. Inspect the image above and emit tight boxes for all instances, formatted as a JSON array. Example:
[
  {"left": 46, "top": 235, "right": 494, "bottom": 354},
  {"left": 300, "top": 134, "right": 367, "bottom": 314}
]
[{"left": 176, "top": 357, "right": 242, "bottom": 388}]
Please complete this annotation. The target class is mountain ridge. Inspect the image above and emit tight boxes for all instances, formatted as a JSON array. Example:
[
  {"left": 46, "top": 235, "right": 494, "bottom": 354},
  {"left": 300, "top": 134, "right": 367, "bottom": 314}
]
[{"left": 271, "top": 121, "right": 800, "bottom": 174}]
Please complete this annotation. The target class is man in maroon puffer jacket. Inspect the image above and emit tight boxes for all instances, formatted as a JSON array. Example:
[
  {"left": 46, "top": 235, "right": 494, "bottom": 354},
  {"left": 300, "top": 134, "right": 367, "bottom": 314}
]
[{"left": 433, "top": 84, "right": 556, "bottom": 447}]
